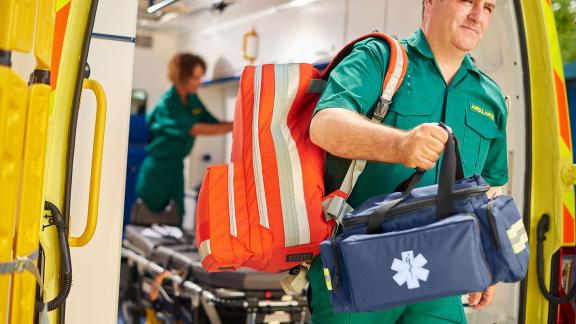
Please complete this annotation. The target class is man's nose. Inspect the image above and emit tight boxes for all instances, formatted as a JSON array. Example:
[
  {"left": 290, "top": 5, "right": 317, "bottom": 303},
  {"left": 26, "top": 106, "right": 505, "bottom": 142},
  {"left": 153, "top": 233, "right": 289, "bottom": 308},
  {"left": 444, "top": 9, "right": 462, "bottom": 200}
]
[{"left": 468, "top": 2, "right": 484, "bottom": 23}]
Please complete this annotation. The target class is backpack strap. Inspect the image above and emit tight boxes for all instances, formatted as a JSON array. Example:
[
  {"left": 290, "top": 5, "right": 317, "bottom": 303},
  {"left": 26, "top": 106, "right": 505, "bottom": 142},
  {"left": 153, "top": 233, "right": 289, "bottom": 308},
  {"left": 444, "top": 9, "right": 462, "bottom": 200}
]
[{"left": 322, "top": 33, "right": 408, "bottom": 223}]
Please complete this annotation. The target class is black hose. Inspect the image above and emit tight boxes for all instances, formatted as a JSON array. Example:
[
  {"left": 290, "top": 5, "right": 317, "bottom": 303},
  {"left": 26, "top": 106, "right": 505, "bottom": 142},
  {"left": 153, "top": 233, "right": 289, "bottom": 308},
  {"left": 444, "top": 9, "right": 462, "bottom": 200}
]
[
  {"left": 35, "top": 201, "right": 73, "bottom": 312},
  {"left": 536, "top": 214, "right": 576, "bottom": 304}
]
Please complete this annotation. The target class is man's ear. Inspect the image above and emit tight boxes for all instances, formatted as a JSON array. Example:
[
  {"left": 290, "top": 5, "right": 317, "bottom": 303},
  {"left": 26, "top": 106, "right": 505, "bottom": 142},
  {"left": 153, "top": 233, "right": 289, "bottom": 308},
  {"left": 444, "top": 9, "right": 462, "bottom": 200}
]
[{"left": 422, "top": 0, "right": 434, "bottom": 17}]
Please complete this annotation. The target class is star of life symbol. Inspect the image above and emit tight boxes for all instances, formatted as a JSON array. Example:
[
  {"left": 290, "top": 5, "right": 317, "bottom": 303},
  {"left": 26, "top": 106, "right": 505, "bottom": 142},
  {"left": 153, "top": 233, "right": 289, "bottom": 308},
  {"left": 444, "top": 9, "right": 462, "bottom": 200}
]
[{"left": 391, "top": 250, "right": 430, "bottom": 289}]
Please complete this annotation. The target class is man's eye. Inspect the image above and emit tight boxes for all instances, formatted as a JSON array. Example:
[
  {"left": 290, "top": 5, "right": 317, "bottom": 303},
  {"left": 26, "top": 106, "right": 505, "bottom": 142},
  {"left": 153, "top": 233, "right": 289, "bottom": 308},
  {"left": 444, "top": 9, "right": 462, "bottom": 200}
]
[
  {"left": 463, "top": 0, "right": 474, "bottom": 4},
  {"left": 484, "top": 5, "right": 494, "bottom": 13}
]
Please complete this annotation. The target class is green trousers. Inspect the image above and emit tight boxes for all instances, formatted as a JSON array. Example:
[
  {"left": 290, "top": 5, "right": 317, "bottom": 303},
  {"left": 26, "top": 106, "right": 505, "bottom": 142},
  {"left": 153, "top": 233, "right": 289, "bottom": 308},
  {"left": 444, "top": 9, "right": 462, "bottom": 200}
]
[
  {"left": 135, "top": 156, "right": 185, "bottom": 219},
  {"left": 307, "top": 257, "right": 468, "bottom": 324}
]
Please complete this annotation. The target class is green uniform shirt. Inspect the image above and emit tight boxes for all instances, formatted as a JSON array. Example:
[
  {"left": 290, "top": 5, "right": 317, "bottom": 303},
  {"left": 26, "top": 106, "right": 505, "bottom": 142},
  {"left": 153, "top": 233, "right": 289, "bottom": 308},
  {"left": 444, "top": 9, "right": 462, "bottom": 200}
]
[
  {"left": 307, "top": 30, "right": 509, "bottom": 324},
  {"left": 136, "top": 86, "right": 219, "bottom": 217},
  {"left": 316, "top": 29, "right": 508, "bottom": 209},
  {"left": 147, "top": 86, "right": 219, "bottom": 161}
]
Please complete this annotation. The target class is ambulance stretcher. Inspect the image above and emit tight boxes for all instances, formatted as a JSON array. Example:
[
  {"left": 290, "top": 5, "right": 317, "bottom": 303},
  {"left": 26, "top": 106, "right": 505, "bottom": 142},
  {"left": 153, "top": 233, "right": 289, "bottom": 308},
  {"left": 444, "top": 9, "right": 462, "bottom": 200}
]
[{"left": 121, "top": 225, "right": 309, "bottom": 324}]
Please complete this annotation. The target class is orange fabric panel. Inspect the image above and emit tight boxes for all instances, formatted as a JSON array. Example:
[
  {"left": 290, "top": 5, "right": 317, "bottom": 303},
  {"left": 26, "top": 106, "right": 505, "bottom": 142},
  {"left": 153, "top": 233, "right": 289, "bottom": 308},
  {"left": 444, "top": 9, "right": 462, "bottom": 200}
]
[
  {"left": 196, "top": 164, "right": 251, "bottom": 271},
  {"left": 231, "top": 67, "right": 253, "bottom": 162},
  {"left": 554, "top": 70, "right": 571, "bottom": 150},
  {"left": 207, "top": 165, "right": 235, "bottom": 265},
  {"left": 563, "top": 204, "right": 575, "bottom": 244},
  {"left": 383, "top": 35, "right": 399, "bottom": 89},
  {"left": 258, "top": 65, "right": 284, "bottom": 251},
  {"left": 231, "top": 162, "right": 252, "bottom": 260},
  {"left": 236, "top": 66, "right": 268, "bottom": 270},
  {"left": 50, "top": 2, "right": 70, "bottom": 89}
]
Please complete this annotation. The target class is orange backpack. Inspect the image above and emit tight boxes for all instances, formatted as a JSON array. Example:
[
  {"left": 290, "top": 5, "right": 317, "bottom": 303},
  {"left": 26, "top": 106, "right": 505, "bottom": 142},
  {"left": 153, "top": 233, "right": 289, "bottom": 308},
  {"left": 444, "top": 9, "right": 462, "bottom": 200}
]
[{"left": 196, "top": 33, "right": 408, "bottom": 272}]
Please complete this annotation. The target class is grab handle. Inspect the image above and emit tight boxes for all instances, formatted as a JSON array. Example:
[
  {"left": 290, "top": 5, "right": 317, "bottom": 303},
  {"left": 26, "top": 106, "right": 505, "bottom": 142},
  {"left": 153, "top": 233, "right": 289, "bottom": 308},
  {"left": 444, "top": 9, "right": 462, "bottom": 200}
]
[
  {"left": 242, "top": 27, "right": 258, "bottom": 65},
  {"left": 68, "top": 79, "right": 106, "bottom": 247}
]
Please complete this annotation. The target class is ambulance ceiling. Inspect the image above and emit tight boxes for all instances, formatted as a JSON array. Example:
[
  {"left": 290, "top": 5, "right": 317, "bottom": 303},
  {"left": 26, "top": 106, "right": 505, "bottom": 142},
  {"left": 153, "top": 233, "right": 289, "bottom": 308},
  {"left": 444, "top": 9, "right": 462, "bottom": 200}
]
[{"left": 136, "top": 0, "right": 316, "bottom": 31}]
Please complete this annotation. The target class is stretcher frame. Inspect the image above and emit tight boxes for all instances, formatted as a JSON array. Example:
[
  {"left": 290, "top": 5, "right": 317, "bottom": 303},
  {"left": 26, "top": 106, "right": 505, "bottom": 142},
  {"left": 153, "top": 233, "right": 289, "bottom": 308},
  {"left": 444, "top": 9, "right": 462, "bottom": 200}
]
[{"left": 121, "top": 235, "right": 309, "bottom": 324}]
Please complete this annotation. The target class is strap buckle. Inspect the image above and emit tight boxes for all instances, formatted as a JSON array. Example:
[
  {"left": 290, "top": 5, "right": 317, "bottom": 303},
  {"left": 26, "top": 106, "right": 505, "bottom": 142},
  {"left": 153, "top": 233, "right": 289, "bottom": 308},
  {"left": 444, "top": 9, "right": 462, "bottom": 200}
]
[
  {"left": 373, "top": 97, "right": 391, "bottom": 122},
  {"left": 14, "top": 258, "right": 26, "bottom": 273}
]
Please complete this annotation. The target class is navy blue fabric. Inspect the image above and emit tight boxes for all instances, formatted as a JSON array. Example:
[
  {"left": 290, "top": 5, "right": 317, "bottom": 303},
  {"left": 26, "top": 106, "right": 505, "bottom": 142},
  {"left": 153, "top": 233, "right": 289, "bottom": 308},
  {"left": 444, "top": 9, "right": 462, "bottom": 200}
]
[
  {"left": 128, "top": 115, "right": 149, "bottom": 144},
  {"left": 124, "top": 115, "right": 150, "bottom": 230},
  {"left": 320, "top": 175, "right": 529, "bottom": 313}
]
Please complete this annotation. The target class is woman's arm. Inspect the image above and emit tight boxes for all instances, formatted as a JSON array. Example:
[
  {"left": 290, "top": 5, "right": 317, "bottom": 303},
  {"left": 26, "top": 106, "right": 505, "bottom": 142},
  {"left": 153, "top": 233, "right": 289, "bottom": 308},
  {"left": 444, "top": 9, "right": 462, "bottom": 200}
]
[{"left": 189, "top": 122, "right": 233, "bottom": 135}]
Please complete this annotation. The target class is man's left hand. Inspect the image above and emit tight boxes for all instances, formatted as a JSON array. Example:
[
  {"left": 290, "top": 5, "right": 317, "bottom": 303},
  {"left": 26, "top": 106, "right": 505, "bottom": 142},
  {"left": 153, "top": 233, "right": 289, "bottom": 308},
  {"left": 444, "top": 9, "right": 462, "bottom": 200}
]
[{"left": 468, "top": 284, "right": 496, "bottom": 310}]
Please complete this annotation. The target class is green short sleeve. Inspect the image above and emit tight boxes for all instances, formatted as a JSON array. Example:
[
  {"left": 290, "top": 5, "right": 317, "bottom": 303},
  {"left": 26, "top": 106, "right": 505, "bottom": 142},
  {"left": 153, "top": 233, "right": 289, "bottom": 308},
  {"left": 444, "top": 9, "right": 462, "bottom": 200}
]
[
  {"left": 315, "top": 39, "right": 391, "bottom": 117},
  {"left": 199, "top": 105, "right": 219, "bottom": 124},
  {"left": 481, "top": 97, "right": 509, "bottom": 186},
  {"left": 190, "top": 94, "right": 219, "bottom": 124}
]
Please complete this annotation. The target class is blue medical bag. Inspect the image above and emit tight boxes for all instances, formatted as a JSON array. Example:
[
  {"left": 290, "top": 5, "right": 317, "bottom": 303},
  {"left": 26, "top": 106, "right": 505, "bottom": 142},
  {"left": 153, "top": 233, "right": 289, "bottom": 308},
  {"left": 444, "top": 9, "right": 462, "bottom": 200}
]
[{"left": 319, "top": 129, "right": 529, "bottom": 312}]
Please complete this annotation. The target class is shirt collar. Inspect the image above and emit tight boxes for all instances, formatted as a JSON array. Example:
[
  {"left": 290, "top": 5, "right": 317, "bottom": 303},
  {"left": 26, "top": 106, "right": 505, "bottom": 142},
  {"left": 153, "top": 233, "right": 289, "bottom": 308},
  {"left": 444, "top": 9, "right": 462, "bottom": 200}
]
[
  {"left": 406, "top": 29, "right": 434, "bottom": 59},
  {"left": 463, "top": 54, "right": 481, "bottom": 76},
  {"left": 407, "top": 29, "right": 481, "bottom": 77},
  {"left": 167, "top": 86, "right": 179, "bottom": 100},
  {"left": 167, "top": 86, "right": 189, "bottom": 106}
]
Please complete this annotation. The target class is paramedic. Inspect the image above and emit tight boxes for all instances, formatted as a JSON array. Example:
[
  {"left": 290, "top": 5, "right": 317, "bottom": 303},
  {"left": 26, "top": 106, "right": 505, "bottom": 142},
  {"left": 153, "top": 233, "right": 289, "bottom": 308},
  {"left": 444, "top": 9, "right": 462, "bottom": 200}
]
[
  {"left": 309, "top": 0, "right": 506, "bottom": 323},
  {"left": 135, "top": 53, "right": 233, "bottom": 221}
]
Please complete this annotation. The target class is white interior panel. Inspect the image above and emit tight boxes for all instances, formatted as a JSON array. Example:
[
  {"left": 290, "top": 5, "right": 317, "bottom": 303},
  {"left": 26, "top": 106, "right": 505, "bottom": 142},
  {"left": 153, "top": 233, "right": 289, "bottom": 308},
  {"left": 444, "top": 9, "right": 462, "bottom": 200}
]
[{"left": 65, "top": 0, "right": 137, "bottom": 322}]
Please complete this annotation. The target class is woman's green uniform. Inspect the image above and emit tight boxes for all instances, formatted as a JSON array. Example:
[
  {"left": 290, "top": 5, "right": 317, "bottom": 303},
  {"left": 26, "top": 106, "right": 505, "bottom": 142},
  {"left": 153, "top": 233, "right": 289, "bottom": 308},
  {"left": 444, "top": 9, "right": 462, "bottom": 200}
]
[{"left": 135, "top": 86, "right": 218, "bottom": 220}]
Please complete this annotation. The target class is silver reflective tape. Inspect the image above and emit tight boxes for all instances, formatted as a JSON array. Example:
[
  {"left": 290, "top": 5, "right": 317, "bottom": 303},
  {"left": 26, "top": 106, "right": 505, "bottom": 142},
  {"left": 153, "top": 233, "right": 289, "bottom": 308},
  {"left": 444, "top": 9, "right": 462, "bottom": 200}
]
[
  {"left": 339, "top": 160, "right": 367, "bottom": 195},
  {"left": 507, "top": 219, "right": 528, "bottom": 254},
  {"left": 271, "top": 64, "right": 310, "bottom": 246},
  {"left": 199, "top": 240, "right": 211, "bottom": 262},
  {"left": 252, "top": 66, "right": 270, "bottom": 228},
  {"left": 511, "top": 233, "right": 528, "bottom": 254},
  {"left": 381, "top": 38, "right": 405, "bottom": 102},
  {"left": 510, "top": 231, "right": 528, "bottom": 246},
  {"left": 228, "top": 163, "right": 237, "bottom": 237}
]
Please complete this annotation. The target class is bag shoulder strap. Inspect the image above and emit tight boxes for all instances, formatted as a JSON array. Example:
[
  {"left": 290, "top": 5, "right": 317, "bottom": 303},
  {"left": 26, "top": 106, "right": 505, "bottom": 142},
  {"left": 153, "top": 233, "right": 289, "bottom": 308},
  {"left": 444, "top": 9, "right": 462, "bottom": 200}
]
[
  {"left": 322, "top": 33, "right": 407, "bottom": 117},
  {"left": 323, "top": 33, "right": 408, "bottom": 222}
]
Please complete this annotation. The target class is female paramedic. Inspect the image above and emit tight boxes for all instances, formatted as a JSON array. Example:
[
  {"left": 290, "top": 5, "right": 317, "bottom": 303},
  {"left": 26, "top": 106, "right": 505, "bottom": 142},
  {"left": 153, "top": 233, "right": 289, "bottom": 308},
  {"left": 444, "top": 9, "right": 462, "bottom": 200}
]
[{"left": 135, "top": 53, "right": 233, "bottom": 222}]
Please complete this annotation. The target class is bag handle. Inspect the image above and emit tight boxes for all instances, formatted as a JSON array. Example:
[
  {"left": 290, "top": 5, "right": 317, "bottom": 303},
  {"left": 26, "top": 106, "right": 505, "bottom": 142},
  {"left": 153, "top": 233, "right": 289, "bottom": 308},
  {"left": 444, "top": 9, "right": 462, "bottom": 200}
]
[{"left": 366, "top": 124, "right": 464, "bottom": 234}]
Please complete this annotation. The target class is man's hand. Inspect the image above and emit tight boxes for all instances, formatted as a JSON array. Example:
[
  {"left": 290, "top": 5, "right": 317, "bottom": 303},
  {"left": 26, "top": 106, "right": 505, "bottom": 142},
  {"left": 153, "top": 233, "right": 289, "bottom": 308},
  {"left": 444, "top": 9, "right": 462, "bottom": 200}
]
[
  {"left": 468, "top": 285, "right": 496, "bottom": 310},
  {"left": 486, "top": 186, "right": 503, "bottom": 198},
  {"left": 397, "top": 123, "right": 448, "bottom": 170}
]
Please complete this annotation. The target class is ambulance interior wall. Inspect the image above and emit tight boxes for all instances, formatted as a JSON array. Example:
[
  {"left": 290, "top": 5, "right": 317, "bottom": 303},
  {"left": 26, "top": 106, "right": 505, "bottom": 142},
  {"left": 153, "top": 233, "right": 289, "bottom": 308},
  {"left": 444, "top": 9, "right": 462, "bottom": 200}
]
[{"left": 133, "top": 1, "right": 526, "bottom": 322}]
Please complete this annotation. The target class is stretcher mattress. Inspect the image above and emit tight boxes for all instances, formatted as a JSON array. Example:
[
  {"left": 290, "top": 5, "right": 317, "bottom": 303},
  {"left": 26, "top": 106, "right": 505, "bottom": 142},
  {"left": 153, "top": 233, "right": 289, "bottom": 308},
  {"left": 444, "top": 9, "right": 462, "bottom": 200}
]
[{"left": 124, "top": 225, "right": 285, "bottom": 291}]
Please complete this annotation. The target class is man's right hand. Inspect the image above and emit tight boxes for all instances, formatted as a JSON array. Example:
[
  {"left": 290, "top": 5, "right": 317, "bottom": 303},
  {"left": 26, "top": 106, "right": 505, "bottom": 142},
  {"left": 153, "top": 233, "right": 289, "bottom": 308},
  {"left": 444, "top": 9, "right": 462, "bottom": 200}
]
[{"left": 397, "top": 123, "right": 448, "bottom": 170}]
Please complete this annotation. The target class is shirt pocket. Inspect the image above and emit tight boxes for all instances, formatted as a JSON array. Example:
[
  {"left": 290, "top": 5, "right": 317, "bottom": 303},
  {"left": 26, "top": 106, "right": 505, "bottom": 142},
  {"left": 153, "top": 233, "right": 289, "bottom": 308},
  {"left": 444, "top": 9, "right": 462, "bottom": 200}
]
[
  {"left": 462, "top": 107, "right": 501, "bottom": 175},
  {"left": 388, "top": 92, "right": 433, "bottom": 131}
]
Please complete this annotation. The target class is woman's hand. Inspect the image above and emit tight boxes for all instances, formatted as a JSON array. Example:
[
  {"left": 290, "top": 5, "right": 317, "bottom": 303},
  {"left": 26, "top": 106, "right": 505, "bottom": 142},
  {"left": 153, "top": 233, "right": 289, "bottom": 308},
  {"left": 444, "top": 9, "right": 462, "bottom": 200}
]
[{"left": 189, "top": 122, "right": 233, "bottom": 135}]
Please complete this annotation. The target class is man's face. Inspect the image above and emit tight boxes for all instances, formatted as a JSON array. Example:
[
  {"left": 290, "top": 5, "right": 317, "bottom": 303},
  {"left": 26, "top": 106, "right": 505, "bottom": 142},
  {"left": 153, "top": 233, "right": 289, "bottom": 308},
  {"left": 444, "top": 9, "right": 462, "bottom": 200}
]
[{"left": 426, "top": 0, "right": 496, "bottom": 52}]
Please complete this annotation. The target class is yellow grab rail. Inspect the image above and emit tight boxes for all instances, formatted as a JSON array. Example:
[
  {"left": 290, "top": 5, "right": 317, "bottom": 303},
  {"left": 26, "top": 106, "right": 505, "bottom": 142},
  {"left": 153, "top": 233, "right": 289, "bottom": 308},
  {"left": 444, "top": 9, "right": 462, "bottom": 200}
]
[{"left": 68, "top": 79, "right": 107, "bottom": 247}]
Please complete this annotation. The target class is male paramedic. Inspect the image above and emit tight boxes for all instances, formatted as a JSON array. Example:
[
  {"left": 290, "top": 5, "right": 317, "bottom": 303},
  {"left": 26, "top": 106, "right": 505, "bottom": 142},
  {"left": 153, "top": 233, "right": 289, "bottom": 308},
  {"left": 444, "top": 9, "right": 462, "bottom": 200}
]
[{"left": 309, "top": 0, "right": 507, "bottom": 323}]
